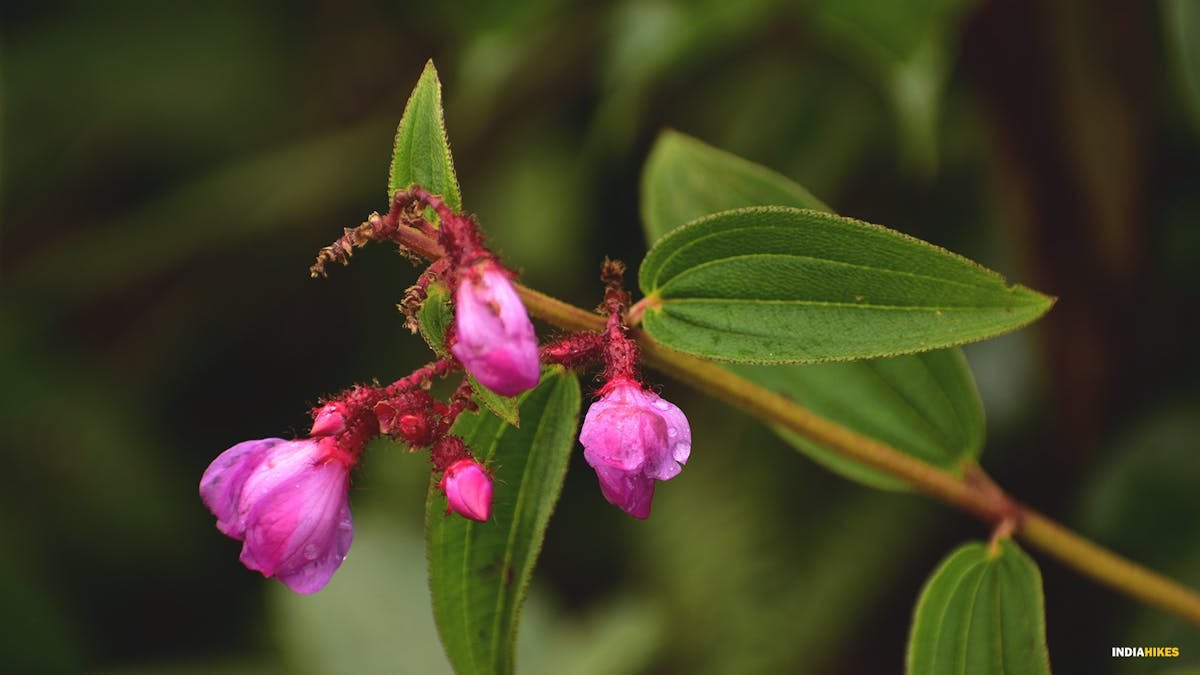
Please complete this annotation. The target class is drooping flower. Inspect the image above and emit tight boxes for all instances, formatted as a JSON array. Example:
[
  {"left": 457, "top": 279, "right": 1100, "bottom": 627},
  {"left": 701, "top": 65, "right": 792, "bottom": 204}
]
[
  {"left": 579, "top": 377, "right": 691, "bottom": 519},
  {"left": 451, "top": 261, "right": 540, "bottom": 396},
  {"left": 439, "top": 458, "right": 493, "bottom": 522},
  {"left": 200, "top": 437, "right": 354, "bottom": 594}
]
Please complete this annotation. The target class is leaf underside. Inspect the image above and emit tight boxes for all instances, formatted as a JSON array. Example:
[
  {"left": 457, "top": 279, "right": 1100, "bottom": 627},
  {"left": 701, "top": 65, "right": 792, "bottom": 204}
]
[{"left": 736, "top": 346, "right": 983, "bottom": 489}]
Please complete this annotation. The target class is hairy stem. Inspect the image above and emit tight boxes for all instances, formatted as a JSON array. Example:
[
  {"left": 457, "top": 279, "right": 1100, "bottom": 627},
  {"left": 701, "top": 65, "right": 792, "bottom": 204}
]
[
  {"left": 513, "top": 283, "right": 1200, "bottom": 626},
  {"left": 364, "top": 218, "right": 1200, "bottom": 625}
]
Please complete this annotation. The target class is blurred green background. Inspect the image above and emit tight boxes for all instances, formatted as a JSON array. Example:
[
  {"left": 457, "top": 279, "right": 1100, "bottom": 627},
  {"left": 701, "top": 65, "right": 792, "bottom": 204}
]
[{"left": 3, "top": 1, "right": 1199, "bottom": 673}]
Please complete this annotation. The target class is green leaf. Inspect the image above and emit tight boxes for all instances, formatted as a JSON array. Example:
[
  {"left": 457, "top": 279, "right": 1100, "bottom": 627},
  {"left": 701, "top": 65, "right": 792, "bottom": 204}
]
[
  {"left": 469, "top": 374, "right": 522, "bottom": 428},
  {"left": 736, "top": 347, "right": 983, "bottom": 490},
  {"left": 907, "top": 539, "right": 1051, "bottom": 675},
  {"left": 426, "top": 369, "right": 582, "bottom": 675},
  {"left": 640, "top": 130, "right": 831, "bottom": 245},
  {"left": 638, "top": 207, "right": 1054, "bottom": 363},
  {"left": 638, "top": 138, "right": 984, "bottom": 487},
  {"left": 389, "top": 60, "right": 462, "bottom": 210},
  {"left": 418, "top": 283, "right": 455, "bottom": 356},
  {"left": 416, "top": 283, "right": 521, "bottom": 426},
  {"left": 638, "top": 138, "right": 987, "bottom": 490}
]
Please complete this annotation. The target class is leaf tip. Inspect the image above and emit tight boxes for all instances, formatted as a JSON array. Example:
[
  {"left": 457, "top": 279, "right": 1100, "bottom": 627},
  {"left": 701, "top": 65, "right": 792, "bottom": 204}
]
[
  {"left": 1014, "top": 284, "right": 1057, "bottom": 319},
  {"left": 420, "top": 58, "right": 440, "bottom": 80},
  {"left": 655, "top": 127, "right": 688, "bottom": 147},
  {"left": 389, "top": 58, "right": 462, "bottom": 208}
]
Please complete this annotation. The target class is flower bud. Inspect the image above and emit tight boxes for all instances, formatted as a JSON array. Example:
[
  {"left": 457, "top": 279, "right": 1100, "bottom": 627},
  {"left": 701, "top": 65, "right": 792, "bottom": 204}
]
[
  {"left": 200, "top": 438, "right": 354, "bottom": 593},
  {"left": 579, "top": 378, "right": 691, "bottom": 519},
  {"left": 310, "top": 402, "right": 349, "bottom": 437},
  {"left": 375, "top": 391, "right": 439, "bottom": 447},
  {"left": 452, "top": 262, "right": 540, "bottom": 396},
  {"left": 439, "top": 458, "right": 493, "bottom": 522}
]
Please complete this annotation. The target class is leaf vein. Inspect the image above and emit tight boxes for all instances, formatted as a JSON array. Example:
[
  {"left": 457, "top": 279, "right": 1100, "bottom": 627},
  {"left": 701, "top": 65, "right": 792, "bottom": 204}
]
[{"left": 656, "top": 250, "right": 1008, "bottom": 297}]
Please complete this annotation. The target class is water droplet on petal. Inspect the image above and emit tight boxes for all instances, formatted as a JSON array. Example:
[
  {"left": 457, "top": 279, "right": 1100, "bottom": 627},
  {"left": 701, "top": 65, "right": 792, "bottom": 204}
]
[
  {"left": 667, "top": 427, "right": 678, "bottom": 438},
  {"left": 303, "top": 543, "right": 320, "bottom": 560},
  {"left": 653, "top": 400, "right": 670, "bottom": 411}
]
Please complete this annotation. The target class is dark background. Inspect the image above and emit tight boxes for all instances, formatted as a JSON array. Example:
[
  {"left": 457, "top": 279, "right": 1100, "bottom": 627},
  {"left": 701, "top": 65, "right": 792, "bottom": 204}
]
[{"left": 3, "top": 1, "right": 1199, "bottom": 673}]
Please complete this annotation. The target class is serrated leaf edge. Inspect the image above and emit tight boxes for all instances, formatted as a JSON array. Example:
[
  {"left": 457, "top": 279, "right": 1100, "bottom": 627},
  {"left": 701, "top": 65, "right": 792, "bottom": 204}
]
[{"left": 388, "top": 59, "right": 462, "bottom": 209}]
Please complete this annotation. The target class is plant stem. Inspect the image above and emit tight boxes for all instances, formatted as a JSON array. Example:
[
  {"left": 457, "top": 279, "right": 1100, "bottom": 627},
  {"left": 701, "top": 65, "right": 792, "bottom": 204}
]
[
  {"left": 1020, "top": 511, "right": 1200, "bottom": 624},
  {"left": 373, "top": 223, "right": 1200, "bottom": 624},
  {"left": 514, "top": 283, "right": 1200, "bottom": 627}
]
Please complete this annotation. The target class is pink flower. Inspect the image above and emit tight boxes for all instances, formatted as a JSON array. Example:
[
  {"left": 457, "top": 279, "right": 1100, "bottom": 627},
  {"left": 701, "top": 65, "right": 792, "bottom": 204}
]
[
  {"left": 439, "top": 459, "right": 493, "bottom": 522},
  {"left": 200, "top": 438, "right": 354, "bottom": 594},
  {"left": 579, "top": 378, "right": 691, "bottom": 519},
  {"left": 452, "top": 262, "right": 540, "bottom": 396}
]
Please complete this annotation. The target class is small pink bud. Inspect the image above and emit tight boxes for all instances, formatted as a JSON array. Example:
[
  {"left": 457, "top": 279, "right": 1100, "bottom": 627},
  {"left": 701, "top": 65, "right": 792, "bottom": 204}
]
[
  {"left": 439, "top": 459, "right": 493, "bottom": 522},
  {"left": 375, "top": 391, "right": 439, "bottom": 446},
  {"left": 200, "top": 438, "right": 354, "bottom": 593},
  {"left": 397, "top": 414, "right": 428, "bottom": 444},
  {"left": 452, "top": 262, "right": 540, "bottom": 397},
  {"left": 579, "top": 378, "right": 691, "bottom": 519},
  {"left": 310, "top": 403, "right": 349, "bottom": 437}
]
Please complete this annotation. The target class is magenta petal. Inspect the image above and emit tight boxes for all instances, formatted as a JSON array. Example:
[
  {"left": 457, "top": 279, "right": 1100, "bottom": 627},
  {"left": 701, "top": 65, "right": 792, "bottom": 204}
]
[
  {"left": 200, "top": 438, "right": 285, "bottom": 537},
  {"left": 452, "top": 264, "right": 540, "bottom": 396},
  {"left": 442, "top": 460, "right": 493, "bottom": 522},
  {"left": 580, "top": 394, "right": 657, "bottom": 471},
  {"left": 236, "top": 440, "right": 330, "bottom": 513},
  {"left": 640, "top": 392, "right": 691, "bottom": 480},
  {"left": 201, "top": 436, "right": 356, "bottom": 593},
  {"left": 579, "top": 380, "right": 692, "bottom": 519},
  {"left": 240, "top": 460, "right": 352, "bottom": 594},
  {"left": 272, "top": 501, "right": 353, "bottom": 595},
  {"left": 593, "top": 464, "right": 655, "bottom": 519}
]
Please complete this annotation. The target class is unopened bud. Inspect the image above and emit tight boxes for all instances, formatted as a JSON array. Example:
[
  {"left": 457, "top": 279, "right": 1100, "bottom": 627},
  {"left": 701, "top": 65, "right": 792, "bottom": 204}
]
[
  {"left": 397, "top": 414, "right": 428, "bottom": 444},
  {"left": 199, "top": 437, "right": 354, "bottom": 593},
  {"left": 579, "top": 377, "right": 691, "bottom": 519},
  {"left": 452, "top": 262, "right": 540, "bottom": 396},
  {"left": 310, "top": 403, "right": 349, "bottom": 437},
  {"left": 439, "top": 459, "right": 493, "bottom": 522}
]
